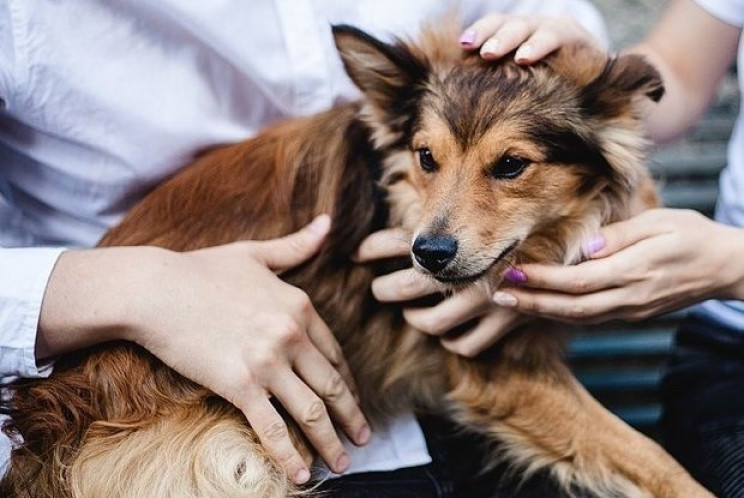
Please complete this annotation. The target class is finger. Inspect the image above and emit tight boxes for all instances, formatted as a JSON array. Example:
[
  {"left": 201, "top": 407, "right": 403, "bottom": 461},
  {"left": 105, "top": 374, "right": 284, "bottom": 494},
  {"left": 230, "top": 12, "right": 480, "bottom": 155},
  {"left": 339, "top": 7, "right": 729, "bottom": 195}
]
[
  {"left": 354, "top": 227, "right": 411, "bottom": 262},
  {"left": 514, "top": 29, "right": 561, "bottom": 64},
  {"left": 460, "top": 13, "right": 507, "bottom": 50},
  {"left": 305, "top": 310, "right": 360, "bottom": 401},
  {"left": 402, "top": 287, "right": 491, "bottom": 336},
  {"left": 505, "top": 257, "right": 625, "bottom": 294},
  {"left": 293, "top": 345, "right": 371, "bottom": 448},
  {"left": 492, "top": 287, "right": 624, "bottom": 324},
  {"left": 269, "top": 372, "right": 351, "bottom": 475},
  {"left": 371, "top": 268, "right": 443, "bottom": 302},
  {"left": 583, "top": 212, "right": 665, "bottom": 259},
  {"left": 480, "top": 18, "right": 534, "bottom": 59},
  {"left": 441, "top": 307, "right": 525, "bottom": 357},
  {"left": 252, "top": 214, "right": 331, "bottom": 271},
  {"left": 240, "top": 394, "right": 312, "bottom": 484}
]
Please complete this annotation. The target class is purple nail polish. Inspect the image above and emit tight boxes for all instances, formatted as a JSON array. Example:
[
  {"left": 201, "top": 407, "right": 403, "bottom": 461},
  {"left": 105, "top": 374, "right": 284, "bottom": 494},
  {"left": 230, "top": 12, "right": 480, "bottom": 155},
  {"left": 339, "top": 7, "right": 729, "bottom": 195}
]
[
  {"left": 504, "top": 268, "right": 527, "bottom": 284},
  {"left": 582, "top": 235, "right": 606, "bottom": 257},
  {"left": 459, "top": 29, "right": 477, "bottom": 46}
]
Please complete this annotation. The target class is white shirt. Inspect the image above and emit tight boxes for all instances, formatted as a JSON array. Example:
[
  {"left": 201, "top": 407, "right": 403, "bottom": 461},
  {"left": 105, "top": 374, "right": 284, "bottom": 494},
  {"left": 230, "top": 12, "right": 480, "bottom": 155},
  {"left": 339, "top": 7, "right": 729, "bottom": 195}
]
[
  {"left": 692, "top": 0, "right": 744, "bottom": 330},
  {"left": 0, "top": 0, "right": 607, "bottom": 476}
]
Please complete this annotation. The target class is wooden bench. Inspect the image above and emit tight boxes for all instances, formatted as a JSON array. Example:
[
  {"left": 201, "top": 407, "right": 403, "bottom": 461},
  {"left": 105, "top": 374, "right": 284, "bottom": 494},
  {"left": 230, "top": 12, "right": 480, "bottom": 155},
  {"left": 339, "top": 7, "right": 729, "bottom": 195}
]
[{"left": 568, "top": 84, "right": 738, "bottom": 436}]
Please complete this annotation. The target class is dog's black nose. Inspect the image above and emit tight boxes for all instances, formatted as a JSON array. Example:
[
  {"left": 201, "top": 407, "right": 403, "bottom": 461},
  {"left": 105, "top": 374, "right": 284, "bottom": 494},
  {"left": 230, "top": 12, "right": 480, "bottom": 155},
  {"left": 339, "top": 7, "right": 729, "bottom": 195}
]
[{"left": 412, "top": 235, "right": 458, "bottom": 273}]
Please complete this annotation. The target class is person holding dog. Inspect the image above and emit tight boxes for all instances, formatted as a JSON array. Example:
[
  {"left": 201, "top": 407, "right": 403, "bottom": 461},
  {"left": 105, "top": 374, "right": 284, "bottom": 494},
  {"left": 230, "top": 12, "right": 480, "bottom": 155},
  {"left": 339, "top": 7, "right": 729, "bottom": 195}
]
[
  {"left": 358, "top": 0, "right": 743, "bottom": 495},
  {"left": 0, "top": 1, "right": 610, "bottom": 496}
]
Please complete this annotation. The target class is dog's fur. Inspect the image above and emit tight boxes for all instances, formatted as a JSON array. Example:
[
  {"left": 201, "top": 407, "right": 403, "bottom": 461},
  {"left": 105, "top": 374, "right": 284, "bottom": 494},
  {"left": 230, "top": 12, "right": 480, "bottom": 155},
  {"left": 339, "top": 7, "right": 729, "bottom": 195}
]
[{"left": 1, "top": 23, "right": 713, "bottom": 498}]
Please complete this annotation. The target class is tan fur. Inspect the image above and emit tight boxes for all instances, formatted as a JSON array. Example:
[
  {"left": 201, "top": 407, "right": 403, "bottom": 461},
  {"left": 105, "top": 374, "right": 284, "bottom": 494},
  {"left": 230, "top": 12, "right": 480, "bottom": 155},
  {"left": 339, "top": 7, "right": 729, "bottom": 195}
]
[{"left": 2, "top": 22, "right": 713, "bottom": 498}]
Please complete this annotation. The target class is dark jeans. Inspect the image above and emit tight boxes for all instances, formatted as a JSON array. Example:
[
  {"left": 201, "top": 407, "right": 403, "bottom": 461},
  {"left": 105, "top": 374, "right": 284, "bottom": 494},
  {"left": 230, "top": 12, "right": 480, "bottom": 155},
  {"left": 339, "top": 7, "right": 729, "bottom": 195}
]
[
  {"left": 661, "top": 313, "right": 744, "bottom": 498},
  {"left": 316, "top": 415, "right": 578, "bottom": 498}
]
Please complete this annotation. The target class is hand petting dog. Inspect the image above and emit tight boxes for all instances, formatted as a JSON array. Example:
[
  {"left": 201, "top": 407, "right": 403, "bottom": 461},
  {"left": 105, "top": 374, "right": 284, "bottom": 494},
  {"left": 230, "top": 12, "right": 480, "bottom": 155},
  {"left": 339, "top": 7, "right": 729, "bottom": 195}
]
[{"left": 458, "top": 13, "right": 601, "bottom": 64}]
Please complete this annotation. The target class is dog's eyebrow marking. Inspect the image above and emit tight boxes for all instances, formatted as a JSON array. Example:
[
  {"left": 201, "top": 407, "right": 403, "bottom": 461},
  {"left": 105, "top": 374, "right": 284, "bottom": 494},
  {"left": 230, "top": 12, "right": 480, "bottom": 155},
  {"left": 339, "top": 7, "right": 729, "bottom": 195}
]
[
  {"left": 527, "top": 122, "right": 613, "bottom": 179},
  {"left": 434, "top": 65, "right": 526, "bottom": 149}
]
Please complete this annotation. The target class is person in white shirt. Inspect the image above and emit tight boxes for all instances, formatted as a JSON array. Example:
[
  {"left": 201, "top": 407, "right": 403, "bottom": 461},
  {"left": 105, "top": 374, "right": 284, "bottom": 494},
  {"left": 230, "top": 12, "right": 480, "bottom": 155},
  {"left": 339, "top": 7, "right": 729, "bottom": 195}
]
[
  {"left": 0, "top": 1, "right": 607, "bottom": 495},
  {"left": 425, "top": 0, "right": 743, "bottom": 495}
]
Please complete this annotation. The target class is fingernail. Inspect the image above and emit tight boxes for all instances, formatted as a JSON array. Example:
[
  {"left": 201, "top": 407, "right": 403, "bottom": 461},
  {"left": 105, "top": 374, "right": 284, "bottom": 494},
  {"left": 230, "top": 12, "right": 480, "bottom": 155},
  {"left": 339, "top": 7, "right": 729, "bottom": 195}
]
[
  {"left": 459, "top": 29, "right": 477, "bottom": 46},
  {"left": 504, "top": 268, "right": 527, "bottom": 284},
  {"left": 307, "top": 214, "right": 331, "bottom": 235},
  {"left": 295, "top": 467, "right": 311, "bottom": 483},
  {"left": 336, "top": 453, "right": 350, "bottom": 473},
  {"left": 515, "top": 44, "right": 533, "bottom": 61},
  {"left": 582, "top": 235, "right": 606, "bottom": 257},
  {"left": 493, "top": 291, "right": 517, "bottom": 307},
  {"left": 357, "top": 424, "right": 371, "bottom": 445},
  {"left": 480, "top": 38, "right": 499, "bottom": 56}
]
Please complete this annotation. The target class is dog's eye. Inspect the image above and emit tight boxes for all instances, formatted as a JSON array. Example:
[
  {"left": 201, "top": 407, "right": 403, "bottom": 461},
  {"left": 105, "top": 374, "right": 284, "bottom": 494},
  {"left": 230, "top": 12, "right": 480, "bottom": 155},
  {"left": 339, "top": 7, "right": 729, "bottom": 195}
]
[
  {"left": 491, "top": 155, "right": 531, "bottom": 180},
  {"left": 417, "top": 148, "right": 438, "bottom": 173}
]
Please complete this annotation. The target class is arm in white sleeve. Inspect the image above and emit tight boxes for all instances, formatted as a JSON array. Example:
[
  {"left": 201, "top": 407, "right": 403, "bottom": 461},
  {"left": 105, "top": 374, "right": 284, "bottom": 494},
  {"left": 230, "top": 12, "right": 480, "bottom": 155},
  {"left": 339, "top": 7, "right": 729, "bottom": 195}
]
[{"left": 0, "top": 247, "right": 65, "bottom": 379}]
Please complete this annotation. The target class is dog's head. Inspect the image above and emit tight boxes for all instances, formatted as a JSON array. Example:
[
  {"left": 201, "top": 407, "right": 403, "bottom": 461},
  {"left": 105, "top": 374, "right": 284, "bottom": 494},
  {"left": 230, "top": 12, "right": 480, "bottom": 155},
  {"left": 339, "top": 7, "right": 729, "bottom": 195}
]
[{"left": 333, "top": 24, "right": 663, "bottom": 287}]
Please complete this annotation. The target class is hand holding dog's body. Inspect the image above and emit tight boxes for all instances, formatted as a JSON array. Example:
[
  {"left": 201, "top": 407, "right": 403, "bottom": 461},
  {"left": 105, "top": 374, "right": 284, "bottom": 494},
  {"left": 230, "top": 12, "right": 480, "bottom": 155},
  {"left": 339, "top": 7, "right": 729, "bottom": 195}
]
[{"left": 37, "top": 217, "right": 369, "bottom": 483}]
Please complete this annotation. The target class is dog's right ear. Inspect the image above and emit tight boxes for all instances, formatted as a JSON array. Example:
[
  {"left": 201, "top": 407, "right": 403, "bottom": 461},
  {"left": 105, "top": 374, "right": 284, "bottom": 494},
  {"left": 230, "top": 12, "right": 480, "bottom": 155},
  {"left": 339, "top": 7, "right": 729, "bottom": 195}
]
[{"left": 333, "top": 25, "right": 429, "bottom": 135}]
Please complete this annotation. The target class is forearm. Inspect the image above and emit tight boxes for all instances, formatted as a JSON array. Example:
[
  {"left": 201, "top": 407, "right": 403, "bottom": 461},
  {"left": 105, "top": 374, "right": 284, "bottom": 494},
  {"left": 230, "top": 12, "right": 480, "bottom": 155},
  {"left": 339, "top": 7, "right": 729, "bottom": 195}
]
[
  {"left": 36, "top": 246, "right": 166, "bottom": 359},
  {"left": 626, "top": 0, "right": 741, "bottom": 144}
]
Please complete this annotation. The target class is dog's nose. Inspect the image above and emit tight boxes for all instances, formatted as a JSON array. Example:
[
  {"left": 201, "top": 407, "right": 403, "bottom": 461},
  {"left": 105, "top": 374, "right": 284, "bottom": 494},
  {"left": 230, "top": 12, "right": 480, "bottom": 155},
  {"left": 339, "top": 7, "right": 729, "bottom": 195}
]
[{"left": 412, "top": 235, "right": 458, "bottom": 273}]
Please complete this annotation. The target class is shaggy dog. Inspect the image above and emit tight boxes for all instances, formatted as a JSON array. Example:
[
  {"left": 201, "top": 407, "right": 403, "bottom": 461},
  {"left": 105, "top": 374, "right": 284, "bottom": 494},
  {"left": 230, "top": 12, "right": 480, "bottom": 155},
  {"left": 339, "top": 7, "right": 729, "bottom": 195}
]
[{"left": 1, "top": 23, "right": 713, "bottom": 498}]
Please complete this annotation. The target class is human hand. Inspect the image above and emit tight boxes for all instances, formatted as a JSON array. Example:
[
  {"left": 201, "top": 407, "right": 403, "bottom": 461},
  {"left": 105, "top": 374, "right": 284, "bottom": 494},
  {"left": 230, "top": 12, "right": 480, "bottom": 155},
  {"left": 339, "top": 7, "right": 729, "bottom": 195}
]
[
  {"left": 126, "top": 216, "right": 370, "bottom": 483},
  {"left": 458, "top": 13, "right": 603, "bottom": 64},
  {"left": 493, "top": 209, "right": 744, "bottom": 324},
  {"left": 356, "top": 228, "right": 527, "bottom": 357}
]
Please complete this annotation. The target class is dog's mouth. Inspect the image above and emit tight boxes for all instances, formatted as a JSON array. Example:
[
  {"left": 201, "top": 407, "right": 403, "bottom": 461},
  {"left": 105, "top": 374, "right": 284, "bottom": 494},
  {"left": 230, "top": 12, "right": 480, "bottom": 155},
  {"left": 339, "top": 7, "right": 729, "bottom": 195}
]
[{"left": 431, "top": 240, "right": 520, "bottom": 286}]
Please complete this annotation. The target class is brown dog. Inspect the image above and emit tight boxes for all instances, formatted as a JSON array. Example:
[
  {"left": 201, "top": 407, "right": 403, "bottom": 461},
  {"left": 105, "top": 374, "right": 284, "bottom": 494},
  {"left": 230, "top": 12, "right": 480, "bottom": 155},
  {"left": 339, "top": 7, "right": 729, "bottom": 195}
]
[{"left": 1, "top": 22, "right": 713, "bottom": 498}]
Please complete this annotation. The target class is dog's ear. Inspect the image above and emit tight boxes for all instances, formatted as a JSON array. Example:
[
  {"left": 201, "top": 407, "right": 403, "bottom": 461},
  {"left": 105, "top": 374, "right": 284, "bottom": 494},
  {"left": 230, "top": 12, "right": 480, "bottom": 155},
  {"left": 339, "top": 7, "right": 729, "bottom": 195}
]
[
  {"left": 581, "top": 53, "right": 665, "bottom": 117},
  {"left": 332, "top": 25, "right": 429, "bottom": 141},
  {"left": 547, "top": 45, "right": 664, "bottom": 196},
  {"left": 546, "top": 43, "right": 664, "bottom": 115}
]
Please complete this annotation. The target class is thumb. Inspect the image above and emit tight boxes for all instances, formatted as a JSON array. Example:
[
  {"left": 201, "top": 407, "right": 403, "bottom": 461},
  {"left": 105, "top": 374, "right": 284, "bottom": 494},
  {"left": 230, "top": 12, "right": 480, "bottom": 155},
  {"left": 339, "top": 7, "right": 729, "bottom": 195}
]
[
  {"left": 251, "top": 214, "right": 331, "bottom": 271},
  {"left": 582, "top": 212, "right": 659, "bottom": 259}
]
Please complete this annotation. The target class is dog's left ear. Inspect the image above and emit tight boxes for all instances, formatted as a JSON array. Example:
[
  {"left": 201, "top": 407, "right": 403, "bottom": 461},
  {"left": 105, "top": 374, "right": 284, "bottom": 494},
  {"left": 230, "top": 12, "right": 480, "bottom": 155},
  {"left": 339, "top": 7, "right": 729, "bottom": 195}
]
[
  {"left": 332, "top": 25, "right": 429, "bottom": 140},
  {"left": 581, "top": 53, "right": 665, "bottom": 117},
  {"left": 547, "top": 44, "right": 664, "bottom": 192},
  {"left": 546, "top": 43, "right": 664, "bottom": 116}
]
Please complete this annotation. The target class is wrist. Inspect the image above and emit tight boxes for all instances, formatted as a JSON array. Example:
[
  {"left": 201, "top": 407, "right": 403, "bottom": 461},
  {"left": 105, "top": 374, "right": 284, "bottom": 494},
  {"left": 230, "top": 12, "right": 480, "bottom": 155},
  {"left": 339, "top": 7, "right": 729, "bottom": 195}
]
[
  {"left": 716, "top": 225, "right": 744, "bottom": 301},
  {"left": 37, "top": 245, "right": 171, "bottom": 358}
]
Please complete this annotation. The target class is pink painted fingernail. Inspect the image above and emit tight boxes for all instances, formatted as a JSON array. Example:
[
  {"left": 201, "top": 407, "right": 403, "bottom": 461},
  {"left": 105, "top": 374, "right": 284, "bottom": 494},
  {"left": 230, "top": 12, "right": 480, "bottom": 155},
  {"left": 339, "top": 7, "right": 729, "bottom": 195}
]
[
  {"left": 459, "top": 29, "right": 477, "bottom": 46},
  {"left": 493, "top": 291, "right": 517, "bottom": 307},
  {"left": 504, "top": 268, "right": 527, "bottom": 284},
  {"left": 582, "top": 235, "right": 606, "bottom": 257}
]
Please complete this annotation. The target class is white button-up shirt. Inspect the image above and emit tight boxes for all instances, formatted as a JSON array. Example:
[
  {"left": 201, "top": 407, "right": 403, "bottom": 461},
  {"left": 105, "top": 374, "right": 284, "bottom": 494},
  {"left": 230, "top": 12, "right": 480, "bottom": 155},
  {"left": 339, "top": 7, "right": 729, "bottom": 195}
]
[{"left": 0, "top": 0, "right": 606, "bottom": 476}]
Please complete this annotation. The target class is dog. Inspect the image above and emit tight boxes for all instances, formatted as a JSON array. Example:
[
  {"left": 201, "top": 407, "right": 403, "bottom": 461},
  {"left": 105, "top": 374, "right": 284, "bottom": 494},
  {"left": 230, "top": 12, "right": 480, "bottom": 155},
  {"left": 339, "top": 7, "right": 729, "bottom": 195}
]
[{"left": 1, "top": 21, "right": 713, "bottom": 498}]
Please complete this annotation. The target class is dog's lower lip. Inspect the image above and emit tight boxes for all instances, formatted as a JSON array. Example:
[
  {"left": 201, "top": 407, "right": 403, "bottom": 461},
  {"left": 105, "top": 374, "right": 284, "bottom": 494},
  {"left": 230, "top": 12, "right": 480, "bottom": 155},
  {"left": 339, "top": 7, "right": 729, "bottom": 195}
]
[{"left": 433, "top": 240, "right": 519, "bottom": 284}]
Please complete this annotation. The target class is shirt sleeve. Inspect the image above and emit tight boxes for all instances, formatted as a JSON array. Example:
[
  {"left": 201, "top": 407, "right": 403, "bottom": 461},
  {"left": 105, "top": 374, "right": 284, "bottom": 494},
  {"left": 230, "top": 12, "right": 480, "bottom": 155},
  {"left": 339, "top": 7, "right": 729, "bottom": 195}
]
[
  {"left": 0, "top": 1, "right": 16, "bottom": 109},
  {"left": 0, "top": 247, "right": 65, "bottom": 380},
  {"left": 693, "top": 0, "right": 744, "bottom": 27}
]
